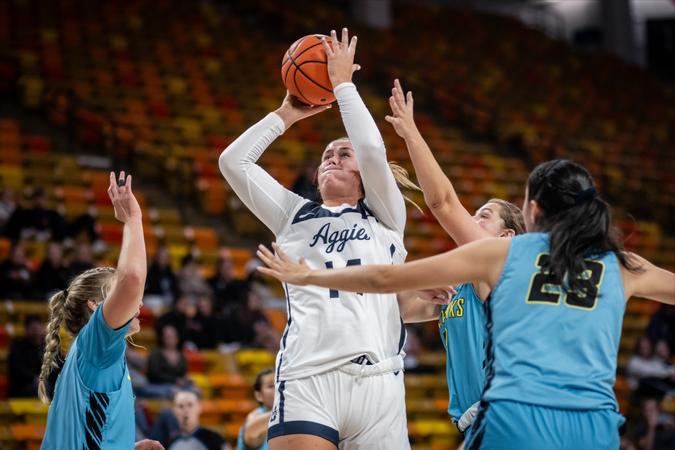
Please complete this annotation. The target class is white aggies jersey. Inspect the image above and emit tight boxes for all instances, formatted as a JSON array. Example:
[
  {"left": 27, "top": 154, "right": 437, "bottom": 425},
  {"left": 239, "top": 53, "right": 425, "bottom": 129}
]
[
  {"left": 275, "top": 199, "right": 407, "bottom": 381},
  {"left": 219, "top": 82, "right": 410, "bottom": 383}
]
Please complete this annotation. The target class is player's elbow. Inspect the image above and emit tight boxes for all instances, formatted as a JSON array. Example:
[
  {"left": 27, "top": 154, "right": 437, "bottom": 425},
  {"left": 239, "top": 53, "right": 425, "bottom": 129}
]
[
  {"left": 218, "top": 148, "right": 236, "bottom": 179},
  {"left": 115, "top": 267, "right": 146, "bottom": 293},
  {"left": 424, "top": 191, "right": 452, "bottom": 212}
]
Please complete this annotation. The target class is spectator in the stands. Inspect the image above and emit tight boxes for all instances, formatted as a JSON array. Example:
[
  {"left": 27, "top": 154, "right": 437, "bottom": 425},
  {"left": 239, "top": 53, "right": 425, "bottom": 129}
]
[
  {"left": 237, "top": 368, "right": 275, "bottom": 450},
  {"left": 67, "top": 204, "right": 101, "bottom": 244},
  {"left": 208, "top": 249, "right": 244, "bottom": 314},
  {"left": 0, "top": 186, "right": 17, "bottom": 232},
  {"left": 34, "top": 241, "right": 69, "bottom": 299},
  {"left": 8, "top": 315, "right": 45, "bottom": 397},
  {"left": 156, "top": 295, "right": 194, "bottom": 345},
  {"left": 0, "top": 241, "right": 33, "bottom": 299},
  {"left": 222, "top": 287, "right": 277, "bottom": 350},
  {"left": 5, "top": 187, "right": 67, "bottom": 241},
  {"left": 145, "top": 246, "right": 179, "bottom": 307},
  {"left": 177, "top": 253, "right": 211, "bottom": 299},
  {"left": 626, "top": 398, "right": 675, "bottom": 450},
  {"left": 186, "top": 294, "right": 220, "bottom": 350},
  {"left": 291, "top": 161, "right": 319, "bottom": 203},
  {"left": 147, "top": 323, "right": 190, "bottom": 394},
  {"left": 67, "top": 241, "right": 94, "bottom": 278},
  {"left": 647, "top": 305, "right": 675, "bottom": 352},
  {"left": 150, "top": 388, "right": 227, "bottom": 450},
  {"left": 628, "top": 336, "right": 675, "bottom": 400}
]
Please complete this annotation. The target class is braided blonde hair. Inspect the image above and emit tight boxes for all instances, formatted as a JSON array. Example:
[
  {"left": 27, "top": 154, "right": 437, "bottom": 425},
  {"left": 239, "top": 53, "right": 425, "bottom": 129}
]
[{"left": 38, "top": 267, "right": 116, "bottom": 403}]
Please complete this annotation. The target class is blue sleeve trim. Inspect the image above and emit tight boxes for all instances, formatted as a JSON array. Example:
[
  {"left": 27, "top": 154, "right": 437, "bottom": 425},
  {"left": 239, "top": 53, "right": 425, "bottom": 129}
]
[{"left": 268, "top": 421, "right": 339, "bottom": 446}]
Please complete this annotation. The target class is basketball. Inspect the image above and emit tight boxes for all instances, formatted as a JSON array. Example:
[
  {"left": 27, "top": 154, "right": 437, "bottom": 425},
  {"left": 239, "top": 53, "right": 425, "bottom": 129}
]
[{"left": 281, "top": 34, "right": 335, "bottom": 106}]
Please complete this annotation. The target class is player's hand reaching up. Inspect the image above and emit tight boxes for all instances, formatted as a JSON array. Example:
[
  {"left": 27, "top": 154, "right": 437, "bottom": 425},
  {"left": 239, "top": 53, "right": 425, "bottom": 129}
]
[
  {"left": 323, "top": 28, "right": 360, "bottom": 87},
  {"left": 257, "top": 243, "right": 311, "bottom": 285},
  {"left": 385, "top": 79, "right": 418, "bottom": 140},
  {"left": 275, "top": 91, "right": 332, "bottom": 129},
  {"left": 108, "top": 171, "right": 142, "bottom": 223}
]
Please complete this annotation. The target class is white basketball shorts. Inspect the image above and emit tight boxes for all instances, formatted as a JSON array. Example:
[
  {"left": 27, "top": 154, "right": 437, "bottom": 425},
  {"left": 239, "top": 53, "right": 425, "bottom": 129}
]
[{"left": 268, "top": 354, "right": 410, "bottom": 450}]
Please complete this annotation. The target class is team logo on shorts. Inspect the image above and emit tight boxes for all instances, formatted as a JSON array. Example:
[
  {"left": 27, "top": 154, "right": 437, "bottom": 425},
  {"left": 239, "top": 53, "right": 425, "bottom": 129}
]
[{"left": 271, "top": 405, "right": 278, "bottom": 422}]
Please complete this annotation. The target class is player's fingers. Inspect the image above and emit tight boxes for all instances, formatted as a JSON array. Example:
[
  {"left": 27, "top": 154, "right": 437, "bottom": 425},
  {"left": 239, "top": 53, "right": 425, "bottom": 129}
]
[
  {"left": 407, "top": 91, "right": 414, "bottom": 108},
  {"left": 321, "top": 37, "right": 334, "bottom": 57},
  {"left": 271, "top": 242, "right": 291, "bottom": 263},
  {"left": 384, "top": 115, "right": 396, "bottom": 124},
  {"left": 389, "top": 95, "right": 402, "bottom": 115},
  {"left": 330, "top": 29, "right": 338, "bottom": 50},
  {"left": 348, "top": 35, "right": 357, "bottom": 53},
  {"left": 126, "top": 174, "right": 133, "bottom": 192},
  {"left": 341, "top": 27, "right": 348, "bottom": 47},
  {"left": 257, "top": 266, "right": 280, "bottom": 280}
]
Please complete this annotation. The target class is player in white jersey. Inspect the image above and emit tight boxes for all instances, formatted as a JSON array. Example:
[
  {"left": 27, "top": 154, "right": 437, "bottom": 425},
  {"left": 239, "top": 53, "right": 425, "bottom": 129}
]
[{"left": 219, "top": 29, "right": 416, "bottom": 450}]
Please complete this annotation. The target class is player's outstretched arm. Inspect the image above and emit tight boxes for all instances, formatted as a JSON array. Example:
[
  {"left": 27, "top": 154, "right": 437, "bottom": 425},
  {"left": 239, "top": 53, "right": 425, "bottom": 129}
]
[
  {"left": 386, "top": 79, "right": 490, "bottom": 246},
  {"left": 325, "top": 28, "right": 407, "bottom": 235},
  {"left": 243, "top": 409, "right": 272, "bottom": 448},
  {"left": 257, "top": 239, "right": 508, "bottom": 294},
  {"left": 218, "top": 94, "right": 329, "bottom": 235},
  {"left": 102, "top": 172, "right": 147, "bottom": 329},
  {"left": 623, "top": 253, "right": 675, "bottom": 304},
  {"left": 398, "top": 287, "right": 455, "bottom": 323}
]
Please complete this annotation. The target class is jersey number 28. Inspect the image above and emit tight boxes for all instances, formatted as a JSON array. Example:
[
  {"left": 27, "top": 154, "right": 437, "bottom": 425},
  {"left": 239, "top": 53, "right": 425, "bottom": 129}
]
[{"left": 526, "top": 254, "right": 604, "bottom": 310}]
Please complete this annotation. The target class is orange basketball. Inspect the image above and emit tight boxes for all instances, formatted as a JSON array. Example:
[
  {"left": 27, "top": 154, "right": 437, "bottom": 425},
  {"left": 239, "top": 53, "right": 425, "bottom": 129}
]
[{"left": 281, "top": 34, "right": 335, "bottom": 106}]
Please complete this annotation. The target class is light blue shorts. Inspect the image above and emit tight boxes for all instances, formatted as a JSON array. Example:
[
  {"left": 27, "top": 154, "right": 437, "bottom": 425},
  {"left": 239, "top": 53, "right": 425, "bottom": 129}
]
[{"left": 465, "top": 400, "right": 624, "bottom": 450}]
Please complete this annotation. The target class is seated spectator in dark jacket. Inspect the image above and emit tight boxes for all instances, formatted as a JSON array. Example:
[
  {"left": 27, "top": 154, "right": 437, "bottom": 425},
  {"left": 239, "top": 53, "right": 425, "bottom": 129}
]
[
  {"left": 145, "top": 246, "right": 179, "bottom": 305},
  {"left": 208, "top": 249, "right": 244, "bottom": 314},
  {"left": 8, "top": 315, "right": 44, "bottom": 397},
  {"left": 222, "top": 288, "right": 278, "bottom": 350},
  {"left": 0, "top": 241, "right": 33, "bottom": 299},
  {"left": 156, "top": 295, "right": 194, "bottom": 345},
  {"left": 34, "top": 241, "right": 69, "bottom": 299},
  {"left": 186, "top": 295, "right": 220, "bottom": 350},
  {"left": 147, "top": 324, "right": 189, "bottom": 388},
  {"left": 67, "top": 241, "right": 94, "bottom": 278},
  {"left": 67, "top": 205, "right": 101, "bottom": 243},
  {"left": 151, "top": 388, "right": 226, "bottom": 450},
  {"left": 4, "top": 187, "right": 67, "bottom": 241}
]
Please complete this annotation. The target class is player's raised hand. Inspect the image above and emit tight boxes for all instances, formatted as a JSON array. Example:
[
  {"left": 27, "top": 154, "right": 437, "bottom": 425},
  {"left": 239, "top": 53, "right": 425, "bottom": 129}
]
[
  {"left": 415, "top": 286, "right": 457, "bottom": 305},
  {"left": 257, "top": 243, "right": 311, "bottom": 285},
  {"left": 275, "top": 91, "right": 332, "bottom": 129},
  {"left": 323, "top": 27, "right": 360, "bottom": 87},
  {"left": 108, "top": 171, "right": 142, "bottom": 223},
  {"left": 385, "top": 79, "right": 418, "bottom": 140}
]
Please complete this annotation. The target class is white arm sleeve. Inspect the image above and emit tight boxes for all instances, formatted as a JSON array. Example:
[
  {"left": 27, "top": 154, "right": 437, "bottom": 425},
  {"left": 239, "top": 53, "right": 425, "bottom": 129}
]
[
  {"left": 218, "top": 113, "right": 304, "bottom": 236},
  {"left": 334, "top": 82, "right": 407, "bottom": 236}
]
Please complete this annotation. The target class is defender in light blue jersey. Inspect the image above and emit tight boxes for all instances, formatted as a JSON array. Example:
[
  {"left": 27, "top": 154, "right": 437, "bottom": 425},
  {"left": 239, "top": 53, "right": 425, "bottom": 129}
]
[
  {"left": 237, "top": 368, "right": 275, "bottom": 450},
  {"left": 39, "top": 172, "right": 163, "bottom": 450},
  {"left": 385, "top": 79, "right": 524, "bottom": 432},
  {"left": 257, "top": 159, "right": 675, "bottom": 450}
]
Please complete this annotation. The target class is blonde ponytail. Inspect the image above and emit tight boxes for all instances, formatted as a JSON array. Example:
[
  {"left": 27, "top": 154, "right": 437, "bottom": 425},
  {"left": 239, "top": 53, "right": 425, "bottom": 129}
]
[
  {"left": 38, "top": 290, "right": 67, "bottom": 403},
  {"left": 37, "top": 267, "right": 116, "bottom": 403},
  {"left": 388, "top": 162, "right": 423, "bottom": 213}
]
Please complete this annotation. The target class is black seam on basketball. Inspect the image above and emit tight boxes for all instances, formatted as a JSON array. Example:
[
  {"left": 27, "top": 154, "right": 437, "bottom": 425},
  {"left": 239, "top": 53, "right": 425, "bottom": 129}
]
[
  {"left": 289, "top": 57, "right": 333, "bottom": 100},
  {"left": 292, "top": 65, "right": 313, "bottom": 105},
  {"left": 296, "top": 60, "right": 333, "bottom": 92},
  {"left": 284, "top": 41, "right": 323, "bottom": 90}
]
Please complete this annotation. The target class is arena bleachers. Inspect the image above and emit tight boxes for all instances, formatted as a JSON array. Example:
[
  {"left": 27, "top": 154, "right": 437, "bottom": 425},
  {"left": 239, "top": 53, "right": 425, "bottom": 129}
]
[{"left": 0, "top": 1, "right": 673, "bottom": 449}]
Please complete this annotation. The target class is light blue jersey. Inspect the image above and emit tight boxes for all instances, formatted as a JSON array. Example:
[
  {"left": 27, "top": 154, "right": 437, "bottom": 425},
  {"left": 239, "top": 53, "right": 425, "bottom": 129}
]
[
  {"left": 42, "top": 306, "right": 134, "bottom": 450},
  {"left": 237, "top": 406, "right": 269, "bottom": 450},
  {"left": 439, "top": 283, "right": 486, "bottom": 421},
  {"left": 483, "top": 232, "right": 625, "bottom": 410}
]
